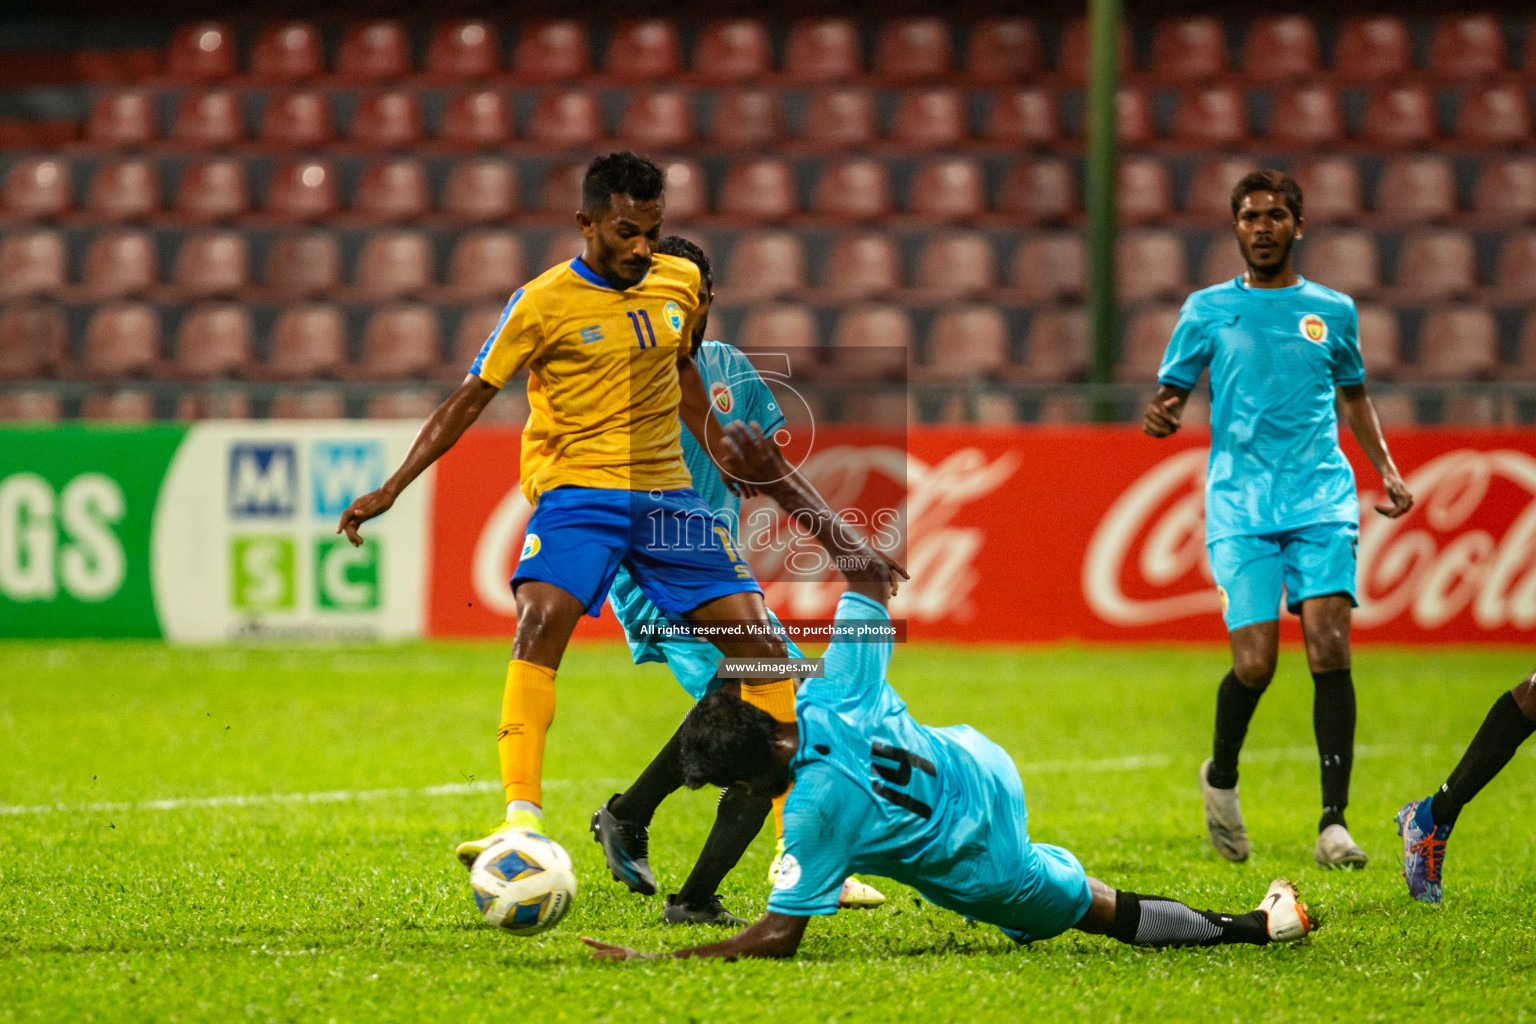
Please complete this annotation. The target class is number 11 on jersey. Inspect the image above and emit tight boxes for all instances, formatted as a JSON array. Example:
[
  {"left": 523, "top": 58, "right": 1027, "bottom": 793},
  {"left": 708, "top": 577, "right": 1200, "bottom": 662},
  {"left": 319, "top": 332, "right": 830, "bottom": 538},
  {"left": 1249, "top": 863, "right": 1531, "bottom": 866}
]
[{"left": 627, "top": 310, "right": 658, "bottom": 349}]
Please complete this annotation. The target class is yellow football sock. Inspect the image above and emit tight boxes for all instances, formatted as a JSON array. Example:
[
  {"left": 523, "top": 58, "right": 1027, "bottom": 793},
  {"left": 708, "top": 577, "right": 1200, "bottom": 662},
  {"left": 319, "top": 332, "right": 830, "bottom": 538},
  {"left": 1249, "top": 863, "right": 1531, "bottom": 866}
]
[
  {"left": 742, "top": 678, "right": 796, "bottom": 839},
  {"left": 498, "top": 660, "right": 556, "bottom": 812}
]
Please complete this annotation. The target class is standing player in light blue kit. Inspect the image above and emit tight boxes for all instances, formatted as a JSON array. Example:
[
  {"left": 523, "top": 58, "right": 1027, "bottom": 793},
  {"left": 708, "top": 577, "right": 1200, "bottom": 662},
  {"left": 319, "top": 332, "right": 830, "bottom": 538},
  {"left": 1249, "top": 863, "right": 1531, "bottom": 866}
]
[
  {"left": 1144, "top": 169, "right": 1414, "bottom": 869},
  {"left": 589, "top": 236, "right": 885, "bottom": 925}
]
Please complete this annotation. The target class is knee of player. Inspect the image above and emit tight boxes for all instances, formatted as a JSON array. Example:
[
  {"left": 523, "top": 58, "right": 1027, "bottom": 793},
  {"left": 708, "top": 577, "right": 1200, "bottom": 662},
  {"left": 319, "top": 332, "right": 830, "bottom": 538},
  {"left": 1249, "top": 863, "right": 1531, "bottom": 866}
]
[
  {"left": 1232, "top": 654, "right": 1276, "bottom": 690},
  {"left": 1305, "top": 630, "right": 1350, "bottom": 670},
  {"left": 1511, "top": 675, "right": 1536, "bottom": 718}
]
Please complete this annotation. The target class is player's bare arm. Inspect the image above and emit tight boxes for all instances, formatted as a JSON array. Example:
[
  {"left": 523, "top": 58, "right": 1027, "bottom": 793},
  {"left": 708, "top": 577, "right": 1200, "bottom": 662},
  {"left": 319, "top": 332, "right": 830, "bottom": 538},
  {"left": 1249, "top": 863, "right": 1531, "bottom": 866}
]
[
  {"left": 583, "top": 912, "right": 809, "bottom": 962},
  {"left": 676, "top": 350, "right": 756, "bottom": 498},
  {"left": 1143, "top": 383, "right": 1191, "bottom": 438},
  {"left": 336, "top": 374, "right": 499, "bottom": 545},
  {"left": 1338, "top": 383, "right": 1412, "bottom": 518}
]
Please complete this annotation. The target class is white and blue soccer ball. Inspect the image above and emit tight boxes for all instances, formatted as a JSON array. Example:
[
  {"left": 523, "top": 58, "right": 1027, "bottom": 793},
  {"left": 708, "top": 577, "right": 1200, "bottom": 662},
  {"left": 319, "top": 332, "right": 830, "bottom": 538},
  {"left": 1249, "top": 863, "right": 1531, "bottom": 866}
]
[{"left": 469, "top": 831, "right": 577, "bottom": 936}]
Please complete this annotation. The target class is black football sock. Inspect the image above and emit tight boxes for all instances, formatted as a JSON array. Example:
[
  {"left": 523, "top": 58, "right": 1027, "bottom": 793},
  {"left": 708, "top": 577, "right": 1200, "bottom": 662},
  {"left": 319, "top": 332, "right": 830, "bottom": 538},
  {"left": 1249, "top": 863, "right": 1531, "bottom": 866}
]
[
  {"left": 1431, "top": 691, "right": 1536, "bottom": 829},
  {"left": 676, "top": 786, "right": 773, "bottom": 907},
  {"left": 1312, "top": 668, "right": 1355, "bottom": 832},
  {"left": 1106, "top": 890, "right": 1270, "bottom": 947},
  {"left": 1209, "top": 671, "right": 1263, "bottom": 790},
  {"left": 609, "top": 722, "right": 686, "bottom": 827}
]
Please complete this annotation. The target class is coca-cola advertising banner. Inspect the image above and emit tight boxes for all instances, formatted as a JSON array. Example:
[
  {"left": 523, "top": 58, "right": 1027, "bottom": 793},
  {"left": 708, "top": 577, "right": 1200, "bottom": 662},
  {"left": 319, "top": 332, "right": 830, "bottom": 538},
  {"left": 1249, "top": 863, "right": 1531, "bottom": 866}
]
[{"left": 427, "top": 427, "right": 1536, "bottom": 644}]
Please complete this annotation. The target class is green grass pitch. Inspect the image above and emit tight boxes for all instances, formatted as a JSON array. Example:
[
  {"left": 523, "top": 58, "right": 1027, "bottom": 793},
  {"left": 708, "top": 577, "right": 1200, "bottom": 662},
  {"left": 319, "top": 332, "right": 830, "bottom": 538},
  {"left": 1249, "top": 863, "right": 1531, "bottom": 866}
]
[{"left": 3, "top": 641, "right": 1534, "bottom": 1023}]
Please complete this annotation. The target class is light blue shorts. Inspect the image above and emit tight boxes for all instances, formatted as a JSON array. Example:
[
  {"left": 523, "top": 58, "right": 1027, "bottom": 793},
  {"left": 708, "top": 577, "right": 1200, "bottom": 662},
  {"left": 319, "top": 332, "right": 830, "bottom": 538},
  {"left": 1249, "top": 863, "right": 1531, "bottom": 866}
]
[
  {"left": 994, "top": 843, "right": 1095, "bottom": 945},
  {"left": 1208, "top": 521, "right": 1359, "bottom": 631}
]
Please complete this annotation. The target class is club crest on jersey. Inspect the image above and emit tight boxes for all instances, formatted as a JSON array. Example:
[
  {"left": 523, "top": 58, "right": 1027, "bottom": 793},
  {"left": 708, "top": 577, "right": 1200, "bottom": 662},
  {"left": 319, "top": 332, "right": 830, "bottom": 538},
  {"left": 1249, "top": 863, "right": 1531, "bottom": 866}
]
[
  {"left": 521, "top": 534, "right": 541, "bottom": 560},
  {"left": 1299, "top": 314, "right": 1328, "bottom": 344},
  {"left": 710, "top": 381, "right": 734, "bottom": 414},
  {"left": 663, "top": 300, "right": 684, "bottom": 333}
]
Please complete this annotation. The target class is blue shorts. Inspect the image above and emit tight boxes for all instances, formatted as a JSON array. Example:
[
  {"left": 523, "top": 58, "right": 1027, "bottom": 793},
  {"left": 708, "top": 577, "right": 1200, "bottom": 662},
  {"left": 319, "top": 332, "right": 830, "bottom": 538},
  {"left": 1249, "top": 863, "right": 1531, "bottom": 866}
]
[
  {"left": 513, "top": 486, "right": 761, "bottom": 618},
  {"left": 994, "top": 843, "right": 1094, "bottom": 945},
  {"left": 1208, "top": 521, "right": 1359, "bottom": 631}
]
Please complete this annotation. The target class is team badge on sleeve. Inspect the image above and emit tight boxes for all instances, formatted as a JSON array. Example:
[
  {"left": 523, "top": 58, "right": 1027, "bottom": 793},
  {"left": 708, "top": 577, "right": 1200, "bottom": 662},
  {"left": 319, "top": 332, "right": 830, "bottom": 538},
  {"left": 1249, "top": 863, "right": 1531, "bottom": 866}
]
[
  {"left": 664, "top": 300, "right": 684, "bottom": 333},
  {"left": 710, "top": 381, "right": 734, "bottom": 414},
  {"left": 521, "top": 534, "right": 541, "bottom": 559},
  {"left": 1299, "top": 314, "right": 1327, "bottom": 344},
  {"left": 773, "top": 853, "right": 801, "bottom": 890}
]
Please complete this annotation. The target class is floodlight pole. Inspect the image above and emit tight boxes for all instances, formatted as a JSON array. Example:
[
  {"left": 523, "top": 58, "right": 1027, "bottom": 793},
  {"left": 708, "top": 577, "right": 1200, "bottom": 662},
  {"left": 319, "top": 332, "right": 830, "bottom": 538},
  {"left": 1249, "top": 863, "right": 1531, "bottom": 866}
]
[{"left": 1085, "top": 0, "right": 1121, "bottom": 422}]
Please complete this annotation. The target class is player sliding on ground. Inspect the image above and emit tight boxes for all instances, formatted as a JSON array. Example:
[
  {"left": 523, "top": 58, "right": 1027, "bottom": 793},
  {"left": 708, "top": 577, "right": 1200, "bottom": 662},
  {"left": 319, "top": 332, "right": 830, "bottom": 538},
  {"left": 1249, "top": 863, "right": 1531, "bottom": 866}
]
[
  {"left": 1144, "top": 169, "right": 1413, "bottom": 869},
  {"left": 589, "top": 235, "right": 884, "bottom": 924},
  {"left": 335, "top": 152, "right": 797, "bottom": 852},
  {"left": 582, "top": 421, "right": 1316, "bottom": 962}
]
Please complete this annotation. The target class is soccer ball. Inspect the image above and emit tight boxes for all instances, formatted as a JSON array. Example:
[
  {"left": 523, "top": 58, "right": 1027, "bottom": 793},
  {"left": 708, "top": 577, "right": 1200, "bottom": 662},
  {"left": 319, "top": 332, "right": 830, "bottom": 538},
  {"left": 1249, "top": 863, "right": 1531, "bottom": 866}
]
[{"left": 469, "top": 831, "right": 577, "bottom": 936}]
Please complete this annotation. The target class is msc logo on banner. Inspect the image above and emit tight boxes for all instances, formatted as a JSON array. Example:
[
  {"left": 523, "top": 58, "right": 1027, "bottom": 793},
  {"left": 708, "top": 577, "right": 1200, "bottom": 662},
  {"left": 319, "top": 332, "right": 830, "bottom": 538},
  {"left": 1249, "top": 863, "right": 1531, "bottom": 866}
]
[
  {"left": 229, "top": 444, "right": 297, "bottom": 518},
  {"left": 229, "top": 536, "right": 381, "bottom": 612},
  {"left": 311, "top": 442, "right": 384, "bottom": 518}
]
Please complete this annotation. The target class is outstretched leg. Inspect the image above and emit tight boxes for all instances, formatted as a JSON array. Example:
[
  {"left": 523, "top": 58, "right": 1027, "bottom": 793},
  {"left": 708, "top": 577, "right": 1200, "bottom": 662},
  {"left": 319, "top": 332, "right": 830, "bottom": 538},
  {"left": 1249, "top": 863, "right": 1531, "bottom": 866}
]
[
  {"left": 1201, "top": 620, "right": 1277, "bottom": 863},
  {"left": 1073, "top": 876, "right": 1311, "bottom": 947}
]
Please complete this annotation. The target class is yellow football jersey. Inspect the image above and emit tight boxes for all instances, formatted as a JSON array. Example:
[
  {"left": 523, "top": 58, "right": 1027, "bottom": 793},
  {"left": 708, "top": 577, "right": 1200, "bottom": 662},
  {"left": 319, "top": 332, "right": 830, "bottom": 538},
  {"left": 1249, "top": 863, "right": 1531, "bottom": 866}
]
[{"left": 470, "top": 253, "right": 706, "bottom": 504}]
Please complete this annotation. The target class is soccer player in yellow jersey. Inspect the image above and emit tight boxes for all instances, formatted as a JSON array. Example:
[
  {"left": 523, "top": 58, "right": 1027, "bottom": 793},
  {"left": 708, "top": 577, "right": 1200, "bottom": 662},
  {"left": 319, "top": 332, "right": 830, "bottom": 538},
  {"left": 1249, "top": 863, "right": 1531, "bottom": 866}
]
[{"left": 336, "top": 153, "right": 820, "bottom": 855}]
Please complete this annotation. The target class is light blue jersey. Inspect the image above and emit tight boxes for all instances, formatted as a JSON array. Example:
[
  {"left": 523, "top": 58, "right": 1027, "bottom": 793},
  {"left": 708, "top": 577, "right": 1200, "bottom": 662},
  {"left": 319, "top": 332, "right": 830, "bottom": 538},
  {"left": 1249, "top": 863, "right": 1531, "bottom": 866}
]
[
  {"left": 1158, "top": 277, "right": 1364, "bottom": 543},
  {"left": 768, "top": 593, "right": 1093, "bottom": 942},
  {"left": 608, "top": 341, "right": 794, "bottom": 695}
]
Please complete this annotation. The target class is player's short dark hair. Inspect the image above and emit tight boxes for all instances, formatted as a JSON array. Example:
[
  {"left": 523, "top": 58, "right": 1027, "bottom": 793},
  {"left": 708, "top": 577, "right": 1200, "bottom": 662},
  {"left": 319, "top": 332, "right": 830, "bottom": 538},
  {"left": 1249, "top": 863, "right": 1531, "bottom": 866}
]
[
  {"left": 1230, "top": 169, "right": 1303, "bottom": 221},
  {"left": 677, "top": 691, "right": 781, "bottom": 790},
  {"left": 655, "top": 235, "right": 712, "bottom": 290},
  {"left": 582, "top": 151, "right": 665, "bottom": 215}
]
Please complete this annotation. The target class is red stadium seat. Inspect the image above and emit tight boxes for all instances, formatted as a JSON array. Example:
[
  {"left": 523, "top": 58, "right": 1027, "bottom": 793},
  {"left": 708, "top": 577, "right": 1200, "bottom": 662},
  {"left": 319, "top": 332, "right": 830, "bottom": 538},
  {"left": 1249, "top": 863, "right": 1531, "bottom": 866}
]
[
  {"left": 86, "top": 90, "right": 156, "bottom": 147},
  {"left": 1293, "top": 158, "right": 1363, "bottom": 225},
  {"left": 966, "top": 19, "right": 1042, "bottom": 83},
  {"left": 1241, "top": 16, "right": 1321, "bottom": 81},
  {"left": 250, "top": 22, "right": 323, "bottom": 81},
  {"left": 1362, "top": 84, "right": 1437, "bottom": 148},
  {"left": 0, "top": 389, "right": 61, "bottom": 420},
  {"left": 1115, "top": 88, "right": 1156, "bottom": 147},
  {"left": 986, "top": 88, "right": 1059, "bottom": 147},
  {"left": 1118, "top": 304, "right": 1182, "bottom": 382},
  {"left": 85, "top": 159, "right": 159, "bottom": 220},
  {"left": 337, "top": 21, "right": 411, "bottom": 81},
  {"left": 814, "top": 159, "right": 892, "bottom": 222},
  {"left": 426, "top": 21, "right": 502, "bottom": 80},
  {"left": 739, "top": 303, "right": 819, "bottom": 350},
  {"left": 175, "top": 391, "right": 252, "bottom": 421},
  {"left": 721, "top": 232, "right": 806, "bottom": 302},
  {"left": 1395, "top": 231, "right": 1477, "bottom": 300},
  {"left": 1198, "top": 238, "right": 1248, "bottom": 286},
  {"left": 445, "top": 232, "right": 525, "bottom": 300},
  {"left": 80, "top": 229, "right": 156, "bottom": 299},
  {"left": 618, "top": 90, "right": 694, "bottom": 150},
  {"left": 441, "top": 90, "right": 513, "bottom": 149},
  {"left": 266, "top": 160, "right": 339, "bottom": 221},
  {"left": 908, "top": 158, "right": 985, "bottom": 223},
  {"left": 172, "top": 230, "right": 249, "bottom": 298},
  {"left": 660, "top": 159, "right": 707, "bottom": 221},
  {"left": 352, "top": 230, "right": 433, "bottom": 300},
  {"left": 81, "top": 389, "right": 156, "bottom": 422},
  {"left": 694, "top": 20, "right": 772, "bottom": 82},
  {"left": 1186, "top": 158, "right": 1254, "bottom": 223},
  {"left": 1117, "top": 157, "right": 1174, "bottom": 226},
  {"left": 1355, "top": 305, "right": 1403, "bottom": 380},
  {"left": 1302, "top": 230, "right": 1381, "bottom": 298},
  {"left": 873, "top": 19, "right": 954, "bottom": 82},
  {"left": 802, "top": 88, "right": 878, "bottom": 149},
  {"left": 349, "top": 90, "right": 423, "bottom": 150},
  {"left": 265, "top": 231, "right": 341, "bottom": 298},
  {"left": 0, "top": 302, "right": 66, "bottom": 378},
  {"left": 1019, "top": 307, "right": 1088, "bottom": 382},
  {"left": 784, "top": 19, "right": 861, "bottom": 83},
  {"left": 268, "top": 390, "right": 346, "bottom": 418},
  {"left": 352, "top": 160, "right": 430, "bottom": 222},
  {"left": 1116, "top": 231, "right": 1189, "bottom": 302},
  {"left": 1150, "top": 17, "right": 1228, "bottom": 83},
  {"left": 1171, "top": 86, "right": 1248, "bottom": 147},
  {"left": 1376, "top": 156, "right": 1457, "bottom": 223},
  {"left": 1473, "top": 158, "right": 1536, "bottom": 222},
  {"left": 998, "top": 160, "right": 1076, "bottom": 225},
  {"left": 442, "top": 159, "right": 518, "bottom": 223},
  {"left": 892, "top": 89, "right": 969, "bottom": 149},
  {"left": 529, "top": 91, "right": 604, "bottom": 149},
  {"left": 1413, "top": 308, "right": 1499, "bottom": 380},
  {"left": 359, "top": 304, "right": 442, "bottom": 379},
  {"left": 1427, "top": 14, "right": 1507, "bottom": 80},
  {"left": 719, "top": 159, "right": 798, "bottom": 223},
  {"left": 914, "top": 231, "right": 996, "bottom": 298},
  {"left": 173, "top": 158, "right": 249, "bottom": 222},
  {"left": 605, "top": 20, "right": 683, "bottom": 81},
  {"left": 4, "top": 159, "right": 72, "bottom": 220},
  {"left": 367, "top": 388, "right": 442, "bottom": 420},
  {"left": 166, "top": 22, "right": 237, "bottom": 82},
  {"left": 452, "top": 303, "right": 506, "bottom": 368},
  {"left": 1333, "top": 16, "right": 1411, "bottom": 83},
  {"left": 922, "top": 306, "right": 1009, "bottom": 381},
  {"left": 0, "top": 229, "right": 65, "bottom": 299},
  {"left": 1056, "top": 18, "right": 1132, "bottom": 81},
  {"left": 1493, "top": 232, "right": 1536, "bottom": 301},
  {"left": 821, "top": 232, "right": 902, "bottom": 300},
  {"left": 513, "top": 21, "right": 591, "bottom": 81},
  {"left": 174, "top": 303, "right": 254, "bottom": 379},
  {"left": 267, "top": 304, "right": 347, "bottom": 378},
  {"left": 1266, "top": 84, "right": 1344, "bottom": 149},
  {"left": 1511, "top": 314, "right": 1536, "bottom": 380},
  {"left": 1455, "top": 85, "right": 1532, "bottom": 147},
  {"left": 1010, "top": 233, "right": 1085, "bottom": 303},
  {"left": 827, "top": 304, "right": 913, "bottom": 381},
  {"left": 706, "top": 89, "right": 783, "bottom": 148},
  {"left": 539, "top": 162, "right": 585, "bottom": 216},
  {"left": 259, "top": 90, "right": 335, "bottom": 149},
  {"left": 171, "top": 89, "right": 244, "bottom": 147},
  {"left": 83, "top": 302, "right": 160, "bottom": 377}
]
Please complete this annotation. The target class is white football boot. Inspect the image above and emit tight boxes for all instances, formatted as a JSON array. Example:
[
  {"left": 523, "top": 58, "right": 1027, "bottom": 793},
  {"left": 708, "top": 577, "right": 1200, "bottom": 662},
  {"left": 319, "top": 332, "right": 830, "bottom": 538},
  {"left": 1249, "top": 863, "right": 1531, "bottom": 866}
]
[
  {"left": 1314, "top": 823, "right": 1368, "bottom": 868},
  {"left": 1199, "top": 758, "right": 1250, "bottom": 862},
  {"left": 1257, "top": 878, "right": 1314, "bottom": 942}
]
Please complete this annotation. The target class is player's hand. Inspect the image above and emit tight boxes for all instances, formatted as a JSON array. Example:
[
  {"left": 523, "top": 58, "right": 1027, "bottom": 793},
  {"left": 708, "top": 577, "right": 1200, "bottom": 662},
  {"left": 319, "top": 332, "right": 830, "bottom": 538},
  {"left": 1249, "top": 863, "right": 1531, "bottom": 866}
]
[
  {"left": 720, "top": 420, "right": 785, "bottom": 485},
  {"left": 1142, "top": 394, "right": 1182, "bottom": 438},
  {"left": 336, "top": 488, "right": 396, "bottom": 547},
  {"left": 877, "top": 551, "right": 909, "bottom": 598},
  {"left": 1375, "top": 472, "right": 1413, "bottom": 519},
  {"left": 582, "top": 937, "right": 647, "bottom": 961}
]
